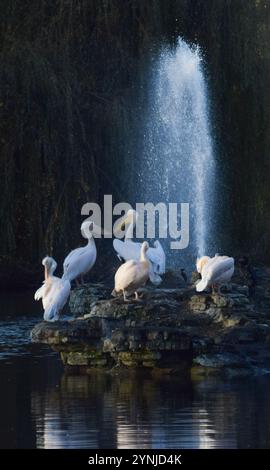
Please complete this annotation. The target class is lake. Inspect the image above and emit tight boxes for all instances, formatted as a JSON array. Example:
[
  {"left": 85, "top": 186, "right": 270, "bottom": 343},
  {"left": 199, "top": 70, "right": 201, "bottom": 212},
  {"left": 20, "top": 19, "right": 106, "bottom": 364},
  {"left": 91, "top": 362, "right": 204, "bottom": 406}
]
[{"left": 0, "top": 291, "right": 270, "bottom": 449}]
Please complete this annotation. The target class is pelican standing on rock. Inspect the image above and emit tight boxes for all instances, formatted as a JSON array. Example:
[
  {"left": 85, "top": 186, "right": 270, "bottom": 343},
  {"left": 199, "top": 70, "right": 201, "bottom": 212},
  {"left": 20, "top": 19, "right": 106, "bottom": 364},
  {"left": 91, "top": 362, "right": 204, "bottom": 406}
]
[
  {"left": 62, "top": 221, "right": 97, "bottom": 285},
  {"left": 34, "top": 257, "right": 71, "bottom": 321},
  {"left": 113, "top": 209, "right": 165, "bottom": 285},
  {"left": 196, "top": 255, "right": 234, "bottom": 293},
  {"left": 112, "top": 241, "right": 150, "bottom": 301}
]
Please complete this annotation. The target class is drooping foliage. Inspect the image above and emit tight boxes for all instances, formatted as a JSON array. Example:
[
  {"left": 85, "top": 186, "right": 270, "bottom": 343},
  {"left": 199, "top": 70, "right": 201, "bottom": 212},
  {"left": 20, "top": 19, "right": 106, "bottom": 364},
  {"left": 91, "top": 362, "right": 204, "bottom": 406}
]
[{"left": 0, "top": 0, "right": 270, "bottom": 286}]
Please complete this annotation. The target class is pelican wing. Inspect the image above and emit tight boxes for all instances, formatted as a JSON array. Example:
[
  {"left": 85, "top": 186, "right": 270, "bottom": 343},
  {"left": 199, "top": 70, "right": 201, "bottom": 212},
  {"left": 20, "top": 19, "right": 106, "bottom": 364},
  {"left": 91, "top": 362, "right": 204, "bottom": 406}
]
[
  {"left": 147, "top": 241, "right": 166, "bottom": 274},
  {"left": 113, "top": 239, "right": 140, "bottom": 262},
  {"left": 114, "top": 260, "right": 138, "bottom": 291},
  {"left": 43, "top": 278, "right": 70, "bottom": 321},
  {"left": 34, "top": 281, "right": 52, "bottom": 304},
  {"left": 62, "top": 245, "right": 96, "bottom": 281},
  {"left": 215, "top": 266, "right": 234, "bottom": 284},
  {"left": 34, "top": 283, "right": 45, "bottom": 301},
  {"left": 115, "top": 259, "right": 149, "bottom": 292},
  {"left": 63, "top": 247, "right": 85, "bottom": 271},
  {"left": 209, "top": 257, "right": 234, "bottom": 283},
  {"left": 113, "top": 239, "right": 165, "bottom": 277}
]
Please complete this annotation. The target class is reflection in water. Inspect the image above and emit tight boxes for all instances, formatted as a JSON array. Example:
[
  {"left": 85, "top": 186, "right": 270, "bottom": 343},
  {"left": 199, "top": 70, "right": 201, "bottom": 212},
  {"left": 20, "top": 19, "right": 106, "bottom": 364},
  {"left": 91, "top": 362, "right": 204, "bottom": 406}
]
[
  {"left": 29, "top": 367, "right": 270, "bottom": 449},
  {"left": 32, "top": 374, "right": 117, "bottom": 449},
  {"left": 30, "top": 372, "right": 223, "bottom": 449},
  {"left": 1, "top": 292, "right": 270, "bottom": 449}
]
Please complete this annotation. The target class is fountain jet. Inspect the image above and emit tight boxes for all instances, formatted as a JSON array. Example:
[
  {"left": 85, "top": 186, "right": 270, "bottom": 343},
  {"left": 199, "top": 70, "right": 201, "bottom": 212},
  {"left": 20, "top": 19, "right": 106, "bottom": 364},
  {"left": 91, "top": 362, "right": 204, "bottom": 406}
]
[{"left": 137, "top": 38, "right": 216, "bottom": 269}]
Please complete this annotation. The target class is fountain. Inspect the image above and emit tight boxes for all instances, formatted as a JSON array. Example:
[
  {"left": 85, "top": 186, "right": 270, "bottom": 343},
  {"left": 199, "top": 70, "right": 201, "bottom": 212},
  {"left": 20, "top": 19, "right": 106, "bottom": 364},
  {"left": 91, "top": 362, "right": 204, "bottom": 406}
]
[{"left": 137, "top": 38, "right": 216, "bottom": 270}]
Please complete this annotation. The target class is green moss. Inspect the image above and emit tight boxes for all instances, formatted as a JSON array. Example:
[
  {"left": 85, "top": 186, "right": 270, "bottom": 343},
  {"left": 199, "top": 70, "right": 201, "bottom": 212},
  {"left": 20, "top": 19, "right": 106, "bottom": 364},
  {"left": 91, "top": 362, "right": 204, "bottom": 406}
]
[
  {"left": 65, "top": 349, "right": 107, "bottom": 366},
  {"left": 118, "top": 350, "right": 161, "bottom": 367}
]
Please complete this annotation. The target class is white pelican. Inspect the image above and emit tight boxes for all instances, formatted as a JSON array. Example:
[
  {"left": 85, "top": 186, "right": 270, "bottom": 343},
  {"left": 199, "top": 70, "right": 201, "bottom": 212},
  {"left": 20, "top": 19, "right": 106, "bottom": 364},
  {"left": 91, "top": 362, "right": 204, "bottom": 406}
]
[
  {"left": 196, "top": 255, "right": 234, "bottom": 293},
  {"left": 113, "top": 209, "right": 165, "bottom": 285},
  {"left": 34, "top": 257, "right": 71, "bottom": 321},
  {"left": 112, "top": 241, "right": 150, "bottom": 301},
  {"left": 62, "top": 221, "right": 97, "bottom": 285}
]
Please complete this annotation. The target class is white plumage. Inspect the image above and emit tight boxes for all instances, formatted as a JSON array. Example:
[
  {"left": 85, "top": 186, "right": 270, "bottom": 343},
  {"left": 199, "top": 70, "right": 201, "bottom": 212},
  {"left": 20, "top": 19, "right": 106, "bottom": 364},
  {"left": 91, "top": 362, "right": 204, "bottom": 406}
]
[
  {"left": 113, "top": 209, "right": 166, "bottom": 285},
  {"left": 34, "top": 257, "right": 70, "bottom": 321},
  {"left": 196, "top": 255, "right": 235, "bottom": 293},
  {"left": 62, "top": 221, "right": 97, "bottom": 284},
  {"left": 112, "top": 241, "right": 150, "bottom": 301},
  {"left": 196, "top": 256, "right": 211, "bottom": 274}
]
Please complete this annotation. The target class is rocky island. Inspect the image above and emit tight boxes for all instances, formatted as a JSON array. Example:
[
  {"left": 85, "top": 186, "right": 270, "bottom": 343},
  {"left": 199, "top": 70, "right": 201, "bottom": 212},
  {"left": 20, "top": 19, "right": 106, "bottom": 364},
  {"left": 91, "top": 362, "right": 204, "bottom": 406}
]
[{"left": 30, "top": 267, "right": 270, "bottom": 378}]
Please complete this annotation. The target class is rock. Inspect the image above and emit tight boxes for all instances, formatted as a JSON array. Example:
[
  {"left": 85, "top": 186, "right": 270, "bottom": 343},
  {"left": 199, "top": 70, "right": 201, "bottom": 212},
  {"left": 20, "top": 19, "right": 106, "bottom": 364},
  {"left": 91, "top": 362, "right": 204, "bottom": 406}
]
[
  {"left": 161, "top": 270, "right": 189, "bottom": 288},
  {"left": 89, "top": 299, "right": 134, "bottom": 319},
  {"left": 189, "top": 291, "right": 250, "bottom": 328},
  {"left": 193, "top": 352, "right": 247, "bottom": 368},
  {"left": 31, "top": 314, "right": 193, "bottom": 370},
  {"left": 211, "top": 294, "right": 230, "bottom": 308},
  {"left": 231, "top": 284, "right": 249, "bottom": 296},
  {"left": 224, "top": 368, "right": 253, "bottom": 378},
  {"left": 189, "top": 293, "right": 209, "bottom": 311},
  {"left": 30, "top": 269, "right": 270, "bottom": 375},
  {"left": 31, "top": 317, "right": 102, "bottom": 345},
  {"left": 69, "top": 283, "right": 112, "bottom": 317},
  {"left": 192, "top": 337, "right": 214, "bottom": 354}
]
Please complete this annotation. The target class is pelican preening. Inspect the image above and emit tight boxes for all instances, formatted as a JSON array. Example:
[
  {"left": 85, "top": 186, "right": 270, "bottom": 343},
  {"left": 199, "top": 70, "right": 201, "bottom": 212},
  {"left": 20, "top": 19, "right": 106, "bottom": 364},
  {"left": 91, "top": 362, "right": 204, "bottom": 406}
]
[
  {"left": 112, "top": 241, "right": 150, "bottom": 301},
  {"left": 62, "top": 221, "right": 97, "bottom": 285},
  {"left": 113, "top": 209, "right": 166, "bottom": 285},
  {"left": 196, "top": 254, "right": 235, "bottom": 293},
  {"left": 34, "top": 221, "right": 97, "bottom": 322},
  {"left": 34, "top": 257, "right": 70, "bottom": 321}
]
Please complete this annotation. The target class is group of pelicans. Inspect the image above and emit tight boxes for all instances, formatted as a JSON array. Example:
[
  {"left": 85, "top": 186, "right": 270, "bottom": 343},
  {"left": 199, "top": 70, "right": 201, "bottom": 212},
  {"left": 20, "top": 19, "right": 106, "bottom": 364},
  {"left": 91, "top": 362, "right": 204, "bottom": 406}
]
[{"left": 34, "top": 209, "right": 235, "bottom": 321}]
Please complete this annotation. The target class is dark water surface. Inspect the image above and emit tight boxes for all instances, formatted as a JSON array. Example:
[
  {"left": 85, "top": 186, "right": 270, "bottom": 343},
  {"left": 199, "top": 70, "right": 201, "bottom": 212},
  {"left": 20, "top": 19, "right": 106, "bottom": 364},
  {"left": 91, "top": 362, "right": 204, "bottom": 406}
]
[{"left": 0, "top": 292, "right": 270, "bottom": 449}]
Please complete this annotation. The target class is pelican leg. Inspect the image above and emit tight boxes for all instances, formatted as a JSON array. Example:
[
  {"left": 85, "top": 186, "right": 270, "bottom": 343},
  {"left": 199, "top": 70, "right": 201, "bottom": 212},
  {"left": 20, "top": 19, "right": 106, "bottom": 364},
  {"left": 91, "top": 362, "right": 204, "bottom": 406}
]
[
  {"left": 217, "top": 284, "right": 221, "bottom": 294},
  {"left": 123, "top": 290, "right": 129, "bottom": 302},
  {"left": 134, "top": 291, "right": 143, "bottom": 301},
  {"left": 212, "top": 283, "right": 221, "bottom": 295}
]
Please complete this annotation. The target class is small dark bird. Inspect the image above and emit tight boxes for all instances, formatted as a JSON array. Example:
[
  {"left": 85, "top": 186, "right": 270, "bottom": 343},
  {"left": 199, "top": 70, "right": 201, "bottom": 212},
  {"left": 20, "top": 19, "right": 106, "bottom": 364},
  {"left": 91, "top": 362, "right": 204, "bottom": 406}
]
[
  {"left": 180, "top": 268, "right": 188, "bottom": 284},
  {"left": 238, "top": 256, "right": 256, "bottom": 296}
]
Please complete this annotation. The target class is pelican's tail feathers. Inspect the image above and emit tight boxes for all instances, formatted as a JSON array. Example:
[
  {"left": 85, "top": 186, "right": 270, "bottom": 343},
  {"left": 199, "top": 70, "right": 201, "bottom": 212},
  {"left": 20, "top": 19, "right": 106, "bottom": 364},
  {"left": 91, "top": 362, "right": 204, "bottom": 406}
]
[
  {"left": 43, "top": 304, "right": 58, "bottom": 322},
  {"left": 196, "top": 278, "right": 209, "bottom": 292}
]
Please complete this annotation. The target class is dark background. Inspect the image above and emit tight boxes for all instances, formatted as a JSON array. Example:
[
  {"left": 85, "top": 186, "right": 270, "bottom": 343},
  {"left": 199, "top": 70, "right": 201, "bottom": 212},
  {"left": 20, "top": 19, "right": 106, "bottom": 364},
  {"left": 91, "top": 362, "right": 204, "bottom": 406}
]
[{"left": 0, "top": 0, "right": 270, "bottom": 287}]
